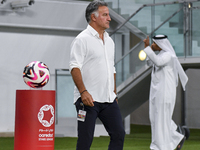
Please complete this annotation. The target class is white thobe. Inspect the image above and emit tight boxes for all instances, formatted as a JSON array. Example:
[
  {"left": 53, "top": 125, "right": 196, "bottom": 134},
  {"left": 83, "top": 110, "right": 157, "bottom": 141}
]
[{"left": 144, "top": 46, "right": 184, "bottom": 150}]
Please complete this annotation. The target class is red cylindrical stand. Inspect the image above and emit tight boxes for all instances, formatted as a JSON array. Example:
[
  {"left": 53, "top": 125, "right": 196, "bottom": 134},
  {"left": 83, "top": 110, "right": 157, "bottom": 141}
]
[{"left": 14, "top": 90, "right": 55, "bottom": 150}]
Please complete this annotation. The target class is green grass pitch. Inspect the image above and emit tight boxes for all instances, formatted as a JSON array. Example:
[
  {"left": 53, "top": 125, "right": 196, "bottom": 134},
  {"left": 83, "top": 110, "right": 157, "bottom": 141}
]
[{"left": 1, "top": 125, "right": 200, "bottom": 150}]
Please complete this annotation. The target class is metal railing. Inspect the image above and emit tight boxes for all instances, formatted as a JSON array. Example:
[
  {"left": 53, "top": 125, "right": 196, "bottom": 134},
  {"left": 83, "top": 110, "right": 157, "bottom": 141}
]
[
  {"left": 109, "top": 0, "right": 200, "bottom": 86},
  {"left": 110, "top": 0, "right": 200, "bottom": 36}
]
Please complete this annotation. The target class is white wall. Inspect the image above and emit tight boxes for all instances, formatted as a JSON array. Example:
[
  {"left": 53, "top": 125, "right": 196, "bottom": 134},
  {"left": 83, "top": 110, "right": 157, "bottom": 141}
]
[
  {"left": 0, "top": 32, "right": 75, "bottom": 132},
  {"left": 0, "top": 0, "right": 88, "bottom": 133},
  {"left": 186, "top": 69, "right": 200, "bottom": 128}
]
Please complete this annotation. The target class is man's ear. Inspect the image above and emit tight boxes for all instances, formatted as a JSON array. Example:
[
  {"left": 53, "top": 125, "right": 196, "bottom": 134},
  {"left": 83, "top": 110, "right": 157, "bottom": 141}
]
[{"left": 91, "top": 13, "right": 96, "bottom": 22}]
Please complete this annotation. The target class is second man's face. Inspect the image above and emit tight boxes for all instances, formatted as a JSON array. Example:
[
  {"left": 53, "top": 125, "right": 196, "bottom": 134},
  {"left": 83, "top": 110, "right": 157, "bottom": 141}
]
[{"left": 151, "top": 42, "right": 162, "bottom": 51}]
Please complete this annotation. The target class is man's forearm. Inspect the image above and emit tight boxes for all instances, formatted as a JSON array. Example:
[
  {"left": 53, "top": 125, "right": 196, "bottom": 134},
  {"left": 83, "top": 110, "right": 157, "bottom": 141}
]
[
  {"left": 71, "top": 68, "right": 86, "bottom": 94},
  {"left": 71, "top": 68, "right": 94, "bottom": 106},
  {"left": 114, "top": 73, "right": 117, "bottom": 94}
]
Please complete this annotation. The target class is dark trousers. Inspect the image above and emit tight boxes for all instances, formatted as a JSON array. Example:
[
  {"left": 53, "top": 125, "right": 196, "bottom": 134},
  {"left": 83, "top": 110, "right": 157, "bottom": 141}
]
[{"left": 75, "top": 98, "right": 125, "bottom": 150}]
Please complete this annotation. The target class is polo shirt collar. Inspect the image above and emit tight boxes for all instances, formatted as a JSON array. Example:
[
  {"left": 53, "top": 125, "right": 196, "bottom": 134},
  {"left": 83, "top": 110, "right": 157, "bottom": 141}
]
[{"left": 87, "top": 25, "right": 108, "bottom": 39}]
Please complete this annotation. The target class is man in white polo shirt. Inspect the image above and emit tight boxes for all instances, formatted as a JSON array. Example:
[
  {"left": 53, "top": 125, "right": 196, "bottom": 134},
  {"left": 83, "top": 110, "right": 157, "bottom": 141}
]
[{"left": 69, "top": 1, "right": 125, "bottom": 150}]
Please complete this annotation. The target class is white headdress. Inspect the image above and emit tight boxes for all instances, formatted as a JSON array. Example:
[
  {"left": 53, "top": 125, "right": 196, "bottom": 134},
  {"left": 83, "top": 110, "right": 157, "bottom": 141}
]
[{"left": 153, "top": 35, "right": 188, "bottom": 90}]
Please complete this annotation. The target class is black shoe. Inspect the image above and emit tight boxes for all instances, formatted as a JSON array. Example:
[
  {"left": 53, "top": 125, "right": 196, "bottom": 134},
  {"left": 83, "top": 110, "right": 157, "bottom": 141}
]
[
  {"left": 176, "top": 125, "right": 186, "bottom": 150},
  {"left": 182, "top": 126, "right": 190, "bottom": 140},
  {"left": 176, "top": 136, "right": 186, "bottom": 150}
]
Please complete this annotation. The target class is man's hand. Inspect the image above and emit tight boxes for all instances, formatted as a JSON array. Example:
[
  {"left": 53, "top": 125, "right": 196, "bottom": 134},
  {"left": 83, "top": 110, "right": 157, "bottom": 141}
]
[
  {"left": 115, "top": 98, "right": 118, "bottom": 104},
  {"left": 143, "top": 36, "right": 150, "bottom": 48},
  {"left": 81, "top": 91, "right": 94, "bottom": 107}
]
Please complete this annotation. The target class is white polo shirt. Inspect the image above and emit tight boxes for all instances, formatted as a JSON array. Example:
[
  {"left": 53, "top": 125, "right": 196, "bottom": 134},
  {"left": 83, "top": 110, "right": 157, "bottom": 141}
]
[{"left": 69, "top": 25, "right": 116, "bottom": 103}]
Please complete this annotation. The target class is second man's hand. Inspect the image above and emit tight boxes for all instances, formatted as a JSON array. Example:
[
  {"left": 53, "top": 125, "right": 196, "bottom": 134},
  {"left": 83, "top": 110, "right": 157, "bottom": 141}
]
[{"left": 143, "top": 36, "right": 150, "bottom": 48}]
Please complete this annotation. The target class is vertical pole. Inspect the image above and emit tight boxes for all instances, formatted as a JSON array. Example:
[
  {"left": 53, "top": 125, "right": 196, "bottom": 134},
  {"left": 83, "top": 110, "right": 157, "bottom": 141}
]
[
  {"left": 187, "top": 2, "right": 192, "bottom": 56},
  {"left": 151, "top": 0, "right": 155, "bottom": 36},
  {"left": 118, "top": 0, "right": 120, "bottom": 14},
  {"left": 182, "top": 2, "right": 191, "bottom": 126},
  {"left": 181, "top": 87, "right": 186, "bottom": 125},
  {"left": 183, "top": 2, "right": 187, "bottom": 57},
  {"left": 122, "top": 34, "right": 125, "bottom": 81},
  {"left": 188, "top": 3, "right": 193, "bottom": 56},
  {"left": 184, "top": 2, "right": 192, "bottom": 57}
]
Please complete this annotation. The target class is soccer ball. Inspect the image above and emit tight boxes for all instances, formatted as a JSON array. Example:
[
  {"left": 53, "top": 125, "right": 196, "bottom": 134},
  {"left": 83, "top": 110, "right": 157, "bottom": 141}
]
[{"left": 23, "top": 61, "right": 50, "bottom": 88}]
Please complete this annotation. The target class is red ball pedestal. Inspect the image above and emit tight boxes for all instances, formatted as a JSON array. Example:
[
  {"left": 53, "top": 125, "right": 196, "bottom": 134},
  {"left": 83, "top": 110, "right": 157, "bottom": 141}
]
[{"left": 14, "top": 90, "right": 55, "bottom": 150}]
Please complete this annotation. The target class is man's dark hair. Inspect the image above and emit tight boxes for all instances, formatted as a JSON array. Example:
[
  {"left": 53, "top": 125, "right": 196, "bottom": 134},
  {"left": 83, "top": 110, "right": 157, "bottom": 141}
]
[{"left": 85, "top": 0, "right": 108, "bottom": 23}]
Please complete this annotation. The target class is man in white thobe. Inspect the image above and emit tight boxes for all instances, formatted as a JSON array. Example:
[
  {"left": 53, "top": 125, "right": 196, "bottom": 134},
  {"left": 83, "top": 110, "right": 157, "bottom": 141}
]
[{"left": 143, "top": 35, "right": 188, "bottom": 150}]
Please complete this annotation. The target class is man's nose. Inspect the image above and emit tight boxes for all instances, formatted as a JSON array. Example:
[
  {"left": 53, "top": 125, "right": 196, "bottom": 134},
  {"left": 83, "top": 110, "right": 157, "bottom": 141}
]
[{"left": 108, "top": 15, "right": 111, "bottom": 21}]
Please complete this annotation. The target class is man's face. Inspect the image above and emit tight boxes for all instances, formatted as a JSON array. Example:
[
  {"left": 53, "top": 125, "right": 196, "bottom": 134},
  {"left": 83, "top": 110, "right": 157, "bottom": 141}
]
[
  {"left": 151, "top": 42, "right": 162, "bottom": 51},
  {"left": 95, "top": 6, "right": 111, "bottom": 30}
]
